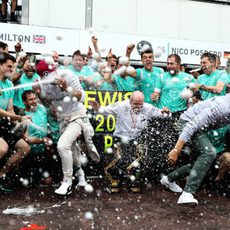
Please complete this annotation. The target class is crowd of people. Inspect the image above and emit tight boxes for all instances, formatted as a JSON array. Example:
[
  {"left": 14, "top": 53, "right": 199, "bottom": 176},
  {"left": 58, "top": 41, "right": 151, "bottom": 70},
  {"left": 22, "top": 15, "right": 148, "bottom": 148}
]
[{"left": 0, "top": 37, "right": 230, "bottom": 205}]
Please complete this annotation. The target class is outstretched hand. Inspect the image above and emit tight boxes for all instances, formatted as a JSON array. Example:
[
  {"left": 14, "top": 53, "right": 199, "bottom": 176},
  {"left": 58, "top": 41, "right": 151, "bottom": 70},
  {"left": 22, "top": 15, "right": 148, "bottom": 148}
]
[
  {"left": 14, "top": 42, "right": 22, "bottom": 53},
  {"left": 21, "top": 115, "right": 32, "bottom": 122},
  {"left": 88, "top": 100, "right": 100, "bottom": 111},
  {"left": 91, "top": 36, "right": 98, "bottom": 46},
  {"left": 167, "top": 148, "right": 180, "bottom": 166},
  {"left": 106, "top": 48, "right": 113, "bottom": 59},
  {"left": 161, "top": 107, "right": 170, "bottom": 114},
  {"left": 126, "top": 44, "right": 135, "bottom": 55},
  {"left": 87, "top": 46, "right": 93, "bottom": 58},
  {"left": 55, "top": 77, "right": 67, "bottom": 91}
]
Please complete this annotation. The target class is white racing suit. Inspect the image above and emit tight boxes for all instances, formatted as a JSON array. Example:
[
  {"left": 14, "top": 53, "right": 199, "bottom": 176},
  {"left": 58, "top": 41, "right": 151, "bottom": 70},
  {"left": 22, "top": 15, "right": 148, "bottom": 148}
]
[
  {"left": 40, "top": 69, "right": 99, "bottom": 185},
  {"left": 58, "top": 109, "right": 100, "bottom": 181}
]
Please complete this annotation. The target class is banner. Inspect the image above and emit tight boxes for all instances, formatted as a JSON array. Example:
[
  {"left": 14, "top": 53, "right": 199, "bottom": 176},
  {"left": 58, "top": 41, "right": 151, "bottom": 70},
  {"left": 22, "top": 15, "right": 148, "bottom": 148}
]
[
  {"left": 1, "top": 23, "right": 230, "bottom": 65},
  {"left": 0, "top": 23, "right": 80, "bottom": 56},
  {"left": 168, "top": 39, "right": 230, "bottom": 65},
  {"left": 84, "top": 90, "right": 132, "bottom": 153}
]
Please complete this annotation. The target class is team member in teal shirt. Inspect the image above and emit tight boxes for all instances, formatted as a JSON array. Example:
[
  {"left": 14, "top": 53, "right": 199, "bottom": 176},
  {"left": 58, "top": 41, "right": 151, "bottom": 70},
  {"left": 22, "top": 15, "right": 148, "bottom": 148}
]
[
  {"left": 126, "top": 48, "right": 164, "bottom": 105},
  {"left": 152, "top": 54, "right": 196, "bottom": 113},
  {"left": 22, "top": 90, "right": 51, "bottom": 153},
  {"left": 226, "top": 58, "right": 230, "bottom": 80},
  {"left": 22, "top": 90, "right": 61, "bottom": 185},
  {"left": 12, "top": 57, "right": 40, "bottom": 112},
  {"left": 113, "top": 74, "right": 137, "bottom": 92},
  {"left": 93, "top": 62, "right": 117, "bottom": 91},
  {"left": 47, "top": 108, "right": 60, "bottom": 145},
  {"left": 195, "top": 53, "right": 229, "bottom": 155},
  {"left": 227, "top": 71, "right": 230, "bottom": 92},
  {"left": 225, "top": 59, "right": 230, "bottom": 92},
  {"left": 68, "top": 50, "right": 94, "bottom": 90},
  {"left": 0, "top": 75, "right": 14, "bottom": 110},
  {"left": 197, "top": 54, "right": 228, "bottom": 100},
  {"left": 112, "top": 56, "right": 139, "bottom": 92},
  {"left": 0, "top": 53, "right": 31, "bottom": 192},
  {"left": 93, "top": 74, "right": 116, "bottom": 91}
]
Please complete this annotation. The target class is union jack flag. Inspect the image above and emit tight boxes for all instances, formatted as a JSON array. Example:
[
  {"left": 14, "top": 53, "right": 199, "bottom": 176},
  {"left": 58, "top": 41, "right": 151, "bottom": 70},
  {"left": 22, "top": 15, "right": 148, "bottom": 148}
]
[{"left": 33, "top": 35, "right": 46, "bottom": 44}]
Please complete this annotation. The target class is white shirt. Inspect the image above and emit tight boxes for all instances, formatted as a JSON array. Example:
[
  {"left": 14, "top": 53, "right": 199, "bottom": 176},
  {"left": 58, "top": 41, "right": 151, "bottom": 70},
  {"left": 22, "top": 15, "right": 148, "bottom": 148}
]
[
  {"left": 40, "top": 69, "right": 86, "bottom": 119},
  {"left": 100, "top": 100, "right": 167, "bottom": 140},
  {"left": 179, "top": 94, "right": 230, "bottom": 142}
]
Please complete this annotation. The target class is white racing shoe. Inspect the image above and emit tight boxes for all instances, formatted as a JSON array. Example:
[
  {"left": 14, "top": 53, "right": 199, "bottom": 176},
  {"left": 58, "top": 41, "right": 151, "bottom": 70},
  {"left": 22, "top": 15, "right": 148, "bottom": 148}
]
[
  {"left": 55, "top": 179, "right": 72, "bottom": 195},
  {"left": 75, "top": 168, "right": 87, "bottom": 188},
  {"left": 160, "top": 175, "right": 183, "bottom": 193},
  {"left": 177, "top": 192, "right": 198, "bottom": 205}
]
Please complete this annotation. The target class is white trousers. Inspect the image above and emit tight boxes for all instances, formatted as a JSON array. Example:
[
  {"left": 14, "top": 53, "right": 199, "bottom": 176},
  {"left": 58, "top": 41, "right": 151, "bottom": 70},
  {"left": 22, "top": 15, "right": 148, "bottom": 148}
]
[{"left": 57, "top": 119, "right": 83, "bottom": 180}]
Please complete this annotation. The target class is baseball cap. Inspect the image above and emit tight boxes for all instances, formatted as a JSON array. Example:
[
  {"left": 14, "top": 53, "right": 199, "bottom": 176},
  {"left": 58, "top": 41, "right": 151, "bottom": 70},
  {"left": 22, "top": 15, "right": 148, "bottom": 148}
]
[{"left": 36, "top": 60, "right": 55, "bottom": 77}]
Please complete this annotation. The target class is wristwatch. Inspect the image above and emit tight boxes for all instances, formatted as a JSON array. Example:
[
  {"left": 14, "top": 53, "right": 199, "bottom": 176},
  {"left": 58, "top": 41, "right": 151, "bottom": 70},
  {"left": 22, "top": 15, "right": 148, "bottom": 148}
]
[{"left": 200, "top": 84, "right": 205, "bottom": 90}]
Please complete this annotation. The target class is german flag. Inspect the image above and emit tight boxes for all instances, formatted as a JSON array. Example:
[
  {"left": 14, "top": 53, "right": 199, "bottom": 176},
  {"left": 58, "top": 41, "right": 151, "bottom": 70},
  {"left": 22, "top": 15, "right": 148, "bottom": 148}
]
[{"left": 224, "top": 51, "right": 230, "bottom": 59}]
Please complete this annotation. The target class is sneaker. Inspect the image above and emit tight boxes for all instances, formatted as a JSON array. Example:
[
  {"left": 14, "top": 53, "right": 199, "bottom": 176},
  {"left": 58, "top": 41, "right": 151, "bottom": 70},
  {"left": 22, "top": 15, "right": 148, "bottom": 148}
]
[
  {"left": 160, "top": 176, "right": 183, "bottom": 193},
  {"left": 177, "top": 192, "right": 198, "bottom": 205},
  {"left": 75, "top": 169, "right": 87, "bottom": 187},
  {"left": 55, "top": 180, "right": 72, "bottom": 195}
]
